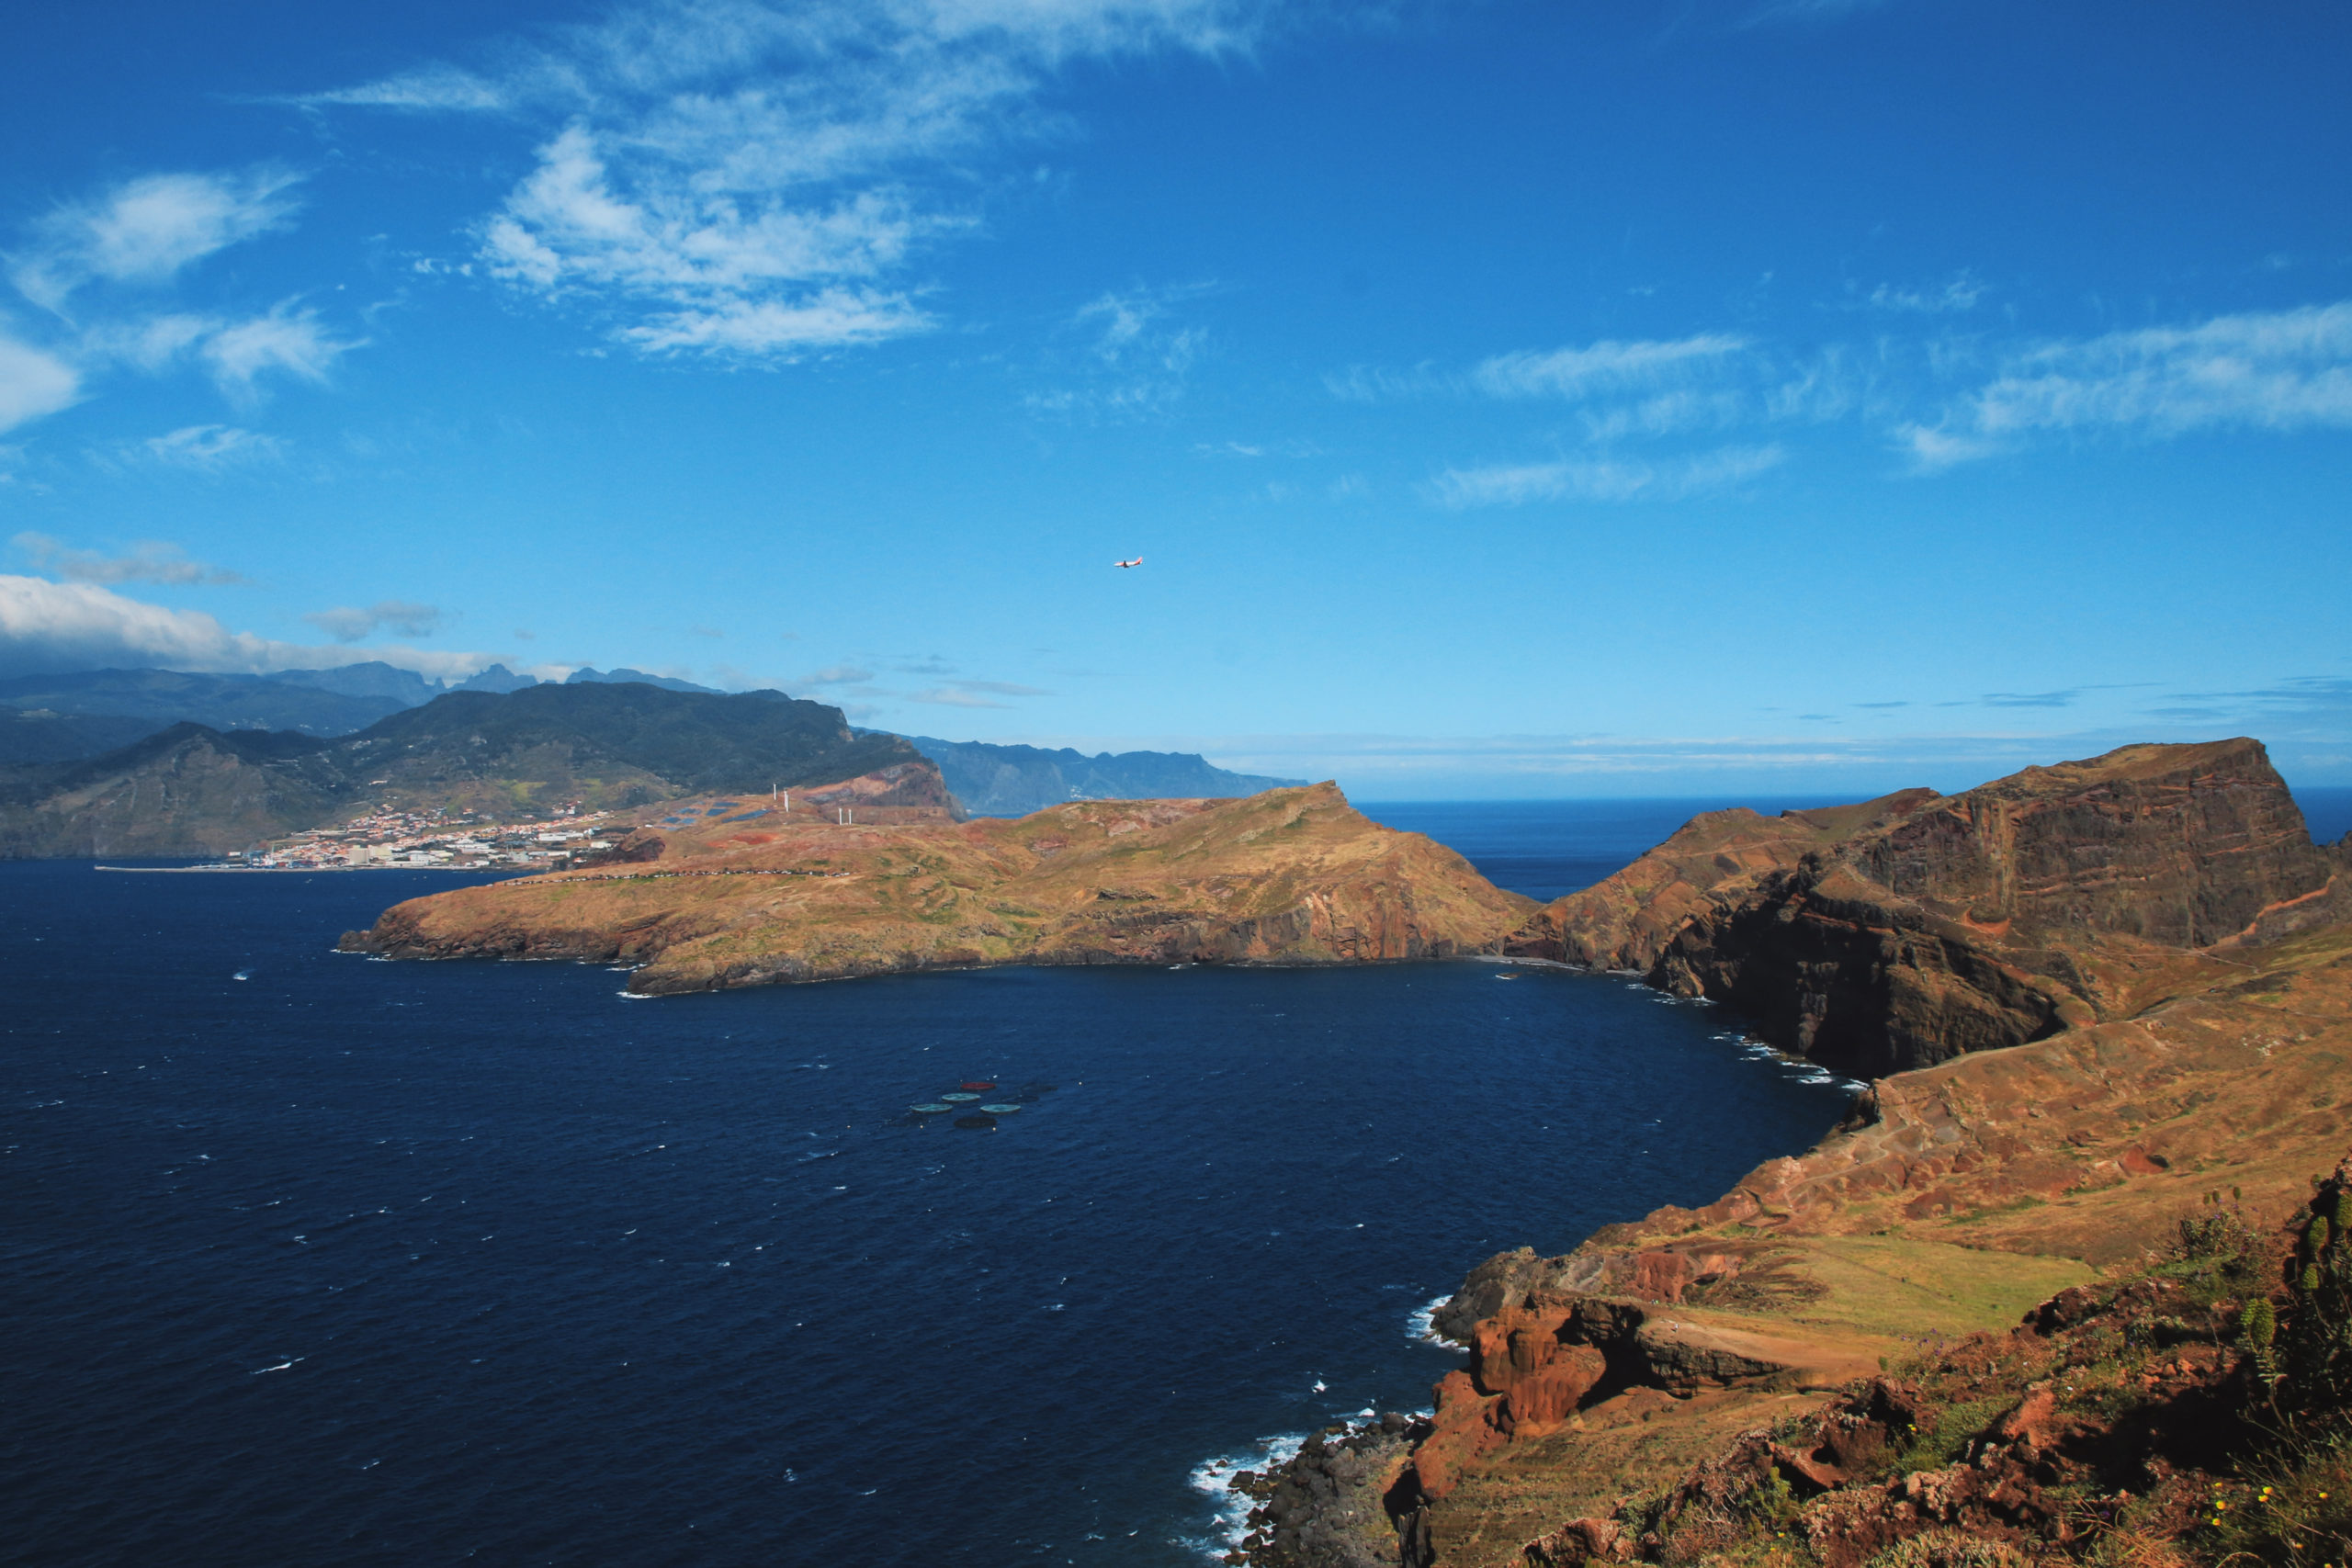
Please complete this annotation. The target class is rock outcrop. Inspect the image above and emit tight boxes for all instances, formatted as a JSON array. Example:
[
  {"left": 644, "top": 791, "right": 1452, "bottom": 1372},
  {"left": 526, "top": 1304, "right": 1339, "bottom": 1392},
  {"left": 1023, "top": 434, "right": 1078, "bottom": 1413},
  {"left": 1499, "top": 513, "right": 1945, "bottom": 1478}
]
[
  {"left": 343, "top": 783, "right": 1538, "bottom": 993},
  {"left": 1505, "top": 739, "right": 2348, "bottom": 1076}
]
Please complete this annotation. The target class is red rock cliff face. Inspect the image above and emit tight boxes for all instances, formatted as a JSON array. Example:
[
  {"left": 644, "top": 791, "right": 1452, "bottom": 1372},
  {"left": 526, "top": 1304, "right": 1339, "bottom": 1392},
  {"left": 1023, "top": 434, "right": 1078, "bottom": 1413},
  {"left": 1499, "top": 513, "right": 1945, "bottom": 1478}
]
[{"left": 1507, "top": 739, "right": 2347, "bottom": 1075}]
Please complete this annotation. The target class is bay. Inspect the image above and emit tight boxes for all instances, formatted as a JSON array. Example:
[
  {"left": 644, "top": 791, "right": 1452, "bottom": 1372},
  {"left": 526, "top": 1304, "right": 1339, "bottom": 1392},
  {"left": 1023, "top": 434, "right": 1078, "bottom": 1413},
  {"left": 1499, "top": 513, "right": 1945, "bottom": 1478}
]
[{"left": 31, "top": 786, "right": 2318, "bottom": 1565}]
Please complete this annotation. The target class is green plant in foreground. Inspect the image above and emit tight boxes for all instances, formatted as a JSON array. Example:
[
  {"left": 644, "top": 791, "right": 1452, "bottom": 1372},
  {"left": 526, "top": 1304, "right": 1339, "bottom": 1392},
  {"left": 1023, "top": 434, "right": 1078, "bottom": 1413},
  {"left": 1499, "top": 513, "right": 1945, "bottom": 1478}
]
[{"left": 2257, "top": 1166, "right": 2352, "bottom": 1438}]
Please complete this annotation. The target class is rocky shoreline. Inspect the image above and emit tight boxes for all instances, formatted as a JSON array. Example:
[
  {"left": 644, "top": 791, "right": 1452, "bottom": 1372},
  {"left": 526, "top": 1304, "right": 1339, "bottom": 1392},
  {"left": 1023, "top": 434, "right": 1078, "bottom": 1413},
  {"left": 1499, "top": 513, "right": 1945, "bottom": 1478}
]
[
  {"left": 1236, "top": 738, "right": 2352, "bottom": 1567},
  {"left": 1221, "top": 1416, "right": 1434, "bottom": 1568}
]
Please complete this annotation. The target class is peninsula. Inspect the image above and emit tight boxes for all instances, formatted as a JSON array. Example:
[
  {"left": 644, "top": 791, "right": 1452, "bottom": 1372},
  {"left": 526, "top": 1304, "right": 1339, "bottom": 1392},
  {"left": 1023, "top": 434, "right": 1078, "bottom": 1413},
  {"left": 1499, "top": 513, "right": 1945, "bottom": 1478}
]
[{"left": 340, "top": 782, "right": 1536, "bottom": 991}]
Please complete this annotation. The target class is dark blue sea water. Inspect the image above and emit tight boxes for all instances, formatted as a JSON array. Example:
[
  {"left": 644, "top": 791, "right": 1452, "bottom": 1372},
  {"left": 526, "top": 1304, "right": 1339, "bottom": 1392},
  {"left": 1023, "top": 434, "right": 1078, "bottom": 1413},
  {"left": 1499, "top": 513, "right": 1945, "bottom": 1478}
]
[{"left": 6, "top": 791, "right": 2344, "bottom": 1567}]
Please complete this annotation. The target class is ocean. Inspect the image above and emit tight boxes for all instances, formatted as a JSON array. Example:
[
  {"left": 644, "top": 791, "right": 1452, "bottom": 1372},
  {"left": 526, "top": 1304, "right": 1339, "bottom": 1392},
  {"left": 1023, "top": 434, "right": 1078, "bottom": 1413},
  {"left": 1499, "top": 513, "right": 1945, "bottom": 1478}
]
[{"left": 6, "top": 791, "right": 2346, "bottom": 1566}]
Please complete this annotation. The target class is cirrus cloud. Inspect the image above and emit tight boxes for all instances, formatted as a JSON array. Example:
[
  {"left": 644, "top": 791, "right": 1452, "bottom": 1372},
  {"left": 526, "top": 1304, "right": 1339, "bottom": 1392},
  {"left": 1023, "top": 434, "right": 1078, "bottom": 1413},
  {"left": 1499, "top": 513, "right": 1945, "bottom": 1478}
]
[
  {"left": 307, "top": 0, "right": 1276, "bottom": 359},
  {"left": 1900, "top": 301, "right": 2352, "bottom": 469},
  {"left": 1429, "top": 443, "right": 1785, "bottom": 508},
  {"left": 7, "top": 166, "right": 302, "bottom": 312}
]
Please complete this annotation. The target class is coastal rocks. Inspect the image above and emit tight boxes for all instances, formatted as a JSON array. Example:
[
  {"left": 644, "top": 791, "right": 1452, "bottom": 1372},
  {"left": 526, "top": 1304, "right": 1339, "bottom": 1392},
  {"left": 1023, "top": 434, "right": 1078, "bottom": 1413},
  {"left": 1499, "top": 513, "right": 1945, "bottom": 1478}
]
[
  {"left": 1430, "top": 1241, "right": 1771, "bottom": 1343},
  {"left": 1504, "top": 739, "right": 2349, "bottom": 1076},
  {"left": 1232, "top": 1416, "right": 1427, "bottom": 1568}
]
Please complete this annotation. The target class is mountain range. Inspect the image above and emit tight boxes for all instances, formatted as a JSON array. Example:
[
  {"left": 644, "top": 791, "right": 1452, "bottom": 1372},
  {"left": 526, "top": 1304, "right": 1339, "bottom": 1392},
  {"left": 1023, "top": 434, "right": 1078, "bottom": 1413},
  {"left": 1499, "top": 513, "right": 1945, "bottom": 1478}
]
[
  {"left": 0, "top": 661, "right": 1299, "bottom": 830},
  {"left": 0, "top": 682, "right": 926, "bottom": 859}
]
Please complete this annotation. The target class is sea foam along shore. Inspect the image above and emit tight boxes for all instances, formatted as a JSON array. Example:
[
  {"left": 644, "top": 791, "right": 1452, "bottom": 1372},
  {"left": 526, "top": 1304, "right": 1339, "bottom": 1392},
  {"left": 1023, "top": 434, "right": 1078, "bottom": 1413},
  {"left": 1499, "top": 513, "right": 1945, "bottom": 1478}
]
[{"left": 1188, "top": 1432, "right": 1307, "bottom": 1561}]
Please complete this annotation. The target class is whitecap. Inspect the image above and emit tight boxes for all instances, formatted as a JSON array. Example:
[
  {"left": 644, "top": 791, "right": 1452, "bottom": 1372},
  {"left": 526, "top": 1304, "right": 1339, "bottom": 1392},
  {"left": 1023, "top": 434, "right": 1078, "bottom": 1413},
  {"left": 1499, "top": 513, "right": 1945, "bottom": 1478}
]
[
  {"left": 1406, "top": 1293, "right": 1457, "bottom": 1344},
  {"left": 1184, "top": 1431, "right": 1306, "bottom": 1562}
]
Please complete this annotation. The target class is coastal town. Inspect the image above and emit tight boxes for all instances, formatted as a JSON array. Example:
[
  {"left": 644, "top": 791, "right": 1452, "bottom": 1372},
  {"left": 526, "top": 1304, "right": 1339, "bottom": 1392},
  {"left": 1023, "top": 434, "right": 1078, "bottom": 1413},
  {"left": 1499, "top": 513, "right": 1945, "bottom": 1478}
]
[{"left": 233, "top": 800, "right": 619, "bottom": 872}]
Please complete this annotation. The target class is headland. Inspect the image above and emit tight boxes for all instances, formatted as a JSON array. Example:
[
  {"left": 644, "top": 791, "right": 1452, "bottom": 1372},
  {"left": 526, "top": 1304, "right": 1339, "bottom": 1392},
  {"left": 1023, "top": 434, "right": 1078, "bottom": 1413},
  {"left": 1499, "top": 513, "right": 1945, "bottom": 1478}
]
[
  {"left": 1227, "top": 738, "right": 2352, "bottom": 1568},
  {"left": 338, "top": 734, "right": 2352, "bottom": 1566}
]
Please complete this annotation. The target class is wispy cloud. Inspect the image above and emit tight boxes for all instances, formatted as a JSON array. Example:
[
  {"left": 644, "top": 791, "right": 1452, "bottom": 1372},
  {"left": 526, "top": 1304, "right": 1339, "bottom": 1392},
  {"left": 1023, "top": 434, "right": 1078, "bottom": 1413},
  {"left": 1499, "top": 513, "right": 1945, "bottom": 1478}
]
[
  {"left": 7, "top": 167, "right": 302, "bottom": 312},
  {"left": 1980, "top": 689, "right": 2076, "bottom": 709},
  {"left": 1430, "top": 443, "right": 1784, "bottom": 508},
  {"left": 1329, "top": 333, "right": 1756, "bottom": 405},
  {"left": 2143, "top": 676, "right": 2352, "bottom": 732},
  {"left": 199, "top": 302, "right": 365, "bottom": 395},
  {"left": 1471, "top": 333, "right": 1753, "bottom": 400},
  {"left": 310, "top": 0, "right": 1270, "bottom": 359},
  {"left": 1027, "top": 282, "right": 1212, "bottom": 416},
  {"left": 906, "top": 687, "right": 1009, "bottom": 707},
  {"left": 139, "top": 424, "right": 286, "bottom": 469},
  {"left": 73, "top": 302, "right": 364, "bottom": 399},
  {"left": 943, "top": 677, "right": 1046, "bottom": 696},
  {"left": 800, "top": 662, "right": 876, "bottom": 684},
  {"left": 14, "top": 531, "right": 248, "bottom": 586},
  {"left": 0, "top": 332, "right": 82, "bottom": 432},
  {"left": 905, "top": 676, "right": 1050, "bottom": 707},
  {"left": 1903, "top": 300, "right": 2352, "bottom": 468},
  {"left": 1858, "top": 272, "right": 1984, "bottom": 314},
  {"left": 0, "top": 166, "right": 363, "bottom": 438},
  {"left": 304, "top": 600, "right": 447, "bottom": 642}
]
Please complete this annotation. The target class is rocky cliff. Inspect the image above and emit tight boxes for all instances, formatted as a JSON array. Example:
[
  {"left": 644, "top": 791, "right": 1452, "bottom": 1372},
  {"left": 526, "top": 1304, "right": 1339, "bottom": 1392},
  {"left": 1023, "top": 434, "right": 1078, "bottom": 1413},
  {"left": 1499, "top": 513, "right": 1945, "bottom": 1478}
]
[
  {"left": 1237, "top": 740, "right": 2352, "bottom": 1568},
  {"left": 1505, "top": 739, "right": 2348, "bottom": 1076},
  {"left": 341, "top": 783, "right": 1537, "bottom": 992}
]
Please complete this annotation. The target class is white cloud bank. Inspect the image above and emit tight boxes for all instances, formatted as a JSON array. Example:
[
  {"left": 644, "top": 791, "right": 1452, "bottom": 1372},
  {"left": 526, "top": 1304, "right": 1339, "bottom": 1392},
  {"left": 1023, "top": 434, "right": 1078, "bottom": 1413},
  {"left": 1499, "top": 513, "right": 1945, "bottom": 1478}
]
[
  {"left": 0, "top": 573, "right": 493, "bottom": 681},
  {"left": 311, "top": 0, "right": 1275, "bottom": 357}
]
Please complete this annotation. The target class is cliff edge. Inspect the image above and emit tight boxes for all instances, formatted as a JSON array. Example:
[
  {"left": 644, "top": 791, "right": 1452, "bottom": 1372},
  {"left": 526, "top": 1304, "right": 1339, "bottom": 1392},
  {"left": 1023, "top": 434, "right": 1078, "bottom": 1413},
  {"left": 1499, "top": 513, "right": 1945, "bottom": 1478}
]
[{"left": 1506, "top": 738, "right": 2349, "bottom": 1076}]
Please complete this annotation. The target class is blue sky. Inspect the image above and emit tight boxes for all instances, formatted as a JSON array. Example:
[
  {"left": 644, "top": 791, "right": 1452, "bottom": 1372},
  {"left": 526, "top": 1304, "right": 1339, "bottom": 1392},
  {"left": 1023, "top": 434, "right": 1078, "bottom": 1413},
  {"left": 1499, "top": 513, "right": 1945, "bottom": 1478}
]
[{"left": 0, "top": 0, "right": 2346, "bottom": 797}]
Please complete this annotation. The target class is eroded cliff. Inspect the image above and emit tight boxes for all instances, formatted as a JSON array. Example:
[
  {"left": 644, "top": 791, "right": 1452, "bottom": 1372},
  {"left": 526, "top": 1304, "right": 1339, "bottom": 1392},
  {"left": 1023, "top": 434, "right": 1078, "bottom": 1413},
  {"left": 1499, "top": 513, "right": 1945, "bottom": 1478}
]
[{"left": 1506, "top": 739, "right": 2349, "bottom": 1076}]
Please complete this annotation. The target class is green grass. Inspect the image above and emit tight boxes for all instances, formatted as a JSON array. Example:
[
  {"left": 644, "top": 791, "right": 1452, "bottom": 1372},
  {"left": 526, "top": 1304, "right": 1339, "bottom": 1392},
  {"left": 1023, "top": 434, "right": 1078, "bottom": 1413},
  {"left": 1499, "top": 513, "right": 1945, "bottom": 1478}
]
[{"left": 1779, "top": 1236, "right": 2096, "bottom": 1341}]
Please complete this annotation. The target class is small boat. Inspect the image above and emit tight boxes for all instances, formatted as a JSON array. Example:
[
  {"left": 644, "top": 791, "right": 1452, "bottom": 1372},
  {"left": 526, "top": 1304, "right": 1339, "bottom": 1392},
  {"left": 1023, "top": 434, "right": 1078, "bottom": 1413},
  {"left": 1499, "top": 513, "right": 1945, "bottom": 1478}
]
[
  {"left": 910, "top": 1102, "right": 956, "bottom": 1114},
  {"left": 941, "top": 1092, "right": 983, "bottom": 1103},
  {"left": 978, "top": 1104, "right": 1021, "bottom": 1114}
]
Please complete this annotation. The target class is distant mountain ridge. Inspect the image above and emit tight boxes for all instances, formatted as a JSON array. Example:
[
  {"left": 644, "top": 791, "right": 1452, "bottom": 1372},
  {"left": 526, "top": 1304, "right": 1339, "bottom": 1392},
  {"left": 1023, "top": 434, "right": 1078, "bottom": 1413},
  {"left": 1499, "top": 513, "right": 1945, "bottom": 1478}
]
[
  {"left": 896, "top": 734, "right": 1306, "bottom": 816},
  {"left": 0, "top": 662, "right": 723, "bottom": 765},
  {"left": 0, "top": 668, "right": 413, "bottom": 761},
  {"left": 0, "top": 664, "right": 1301, "bottom": 819},
  {"left": 0, "top": 682, "right": 933, "bottom": 858}
]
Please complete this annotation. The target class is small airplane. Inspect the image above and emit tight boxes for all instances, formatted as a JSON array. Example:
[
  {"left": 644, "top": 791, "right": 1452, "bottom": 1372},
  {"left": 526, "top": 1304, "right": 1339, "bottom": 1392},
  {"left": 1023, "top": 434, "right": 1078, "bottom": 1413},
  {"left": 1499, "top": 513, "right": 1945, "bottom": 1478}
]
[{"left": 1114, "top": 557, "right": 1143, "bottom": 569}]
